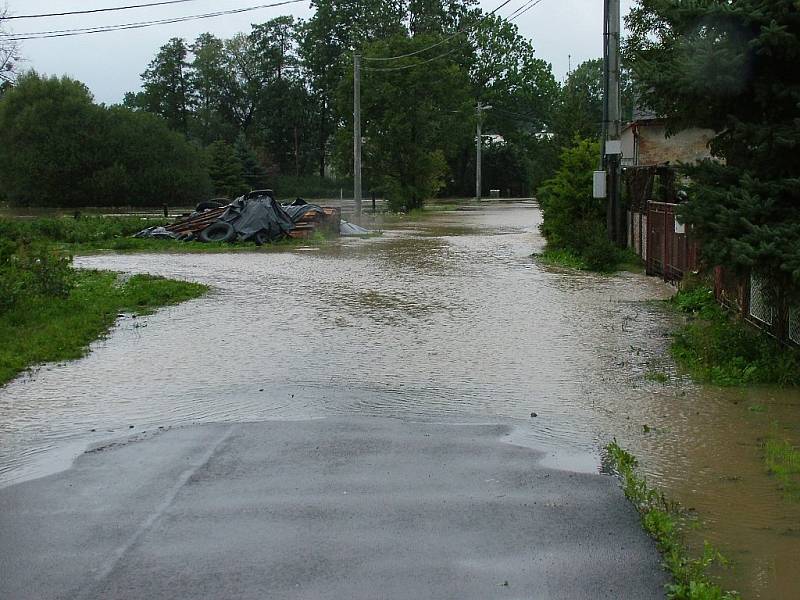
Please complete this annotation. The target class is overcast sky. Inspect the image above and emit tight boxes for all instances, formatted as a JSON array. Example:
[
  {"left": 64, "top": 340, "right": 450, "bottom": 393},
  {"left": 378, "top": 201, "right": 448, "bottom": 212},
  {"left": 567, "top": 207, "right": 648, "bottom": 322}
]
[{"left": 4, "top": 0, "right": 636, "bottom": 105}]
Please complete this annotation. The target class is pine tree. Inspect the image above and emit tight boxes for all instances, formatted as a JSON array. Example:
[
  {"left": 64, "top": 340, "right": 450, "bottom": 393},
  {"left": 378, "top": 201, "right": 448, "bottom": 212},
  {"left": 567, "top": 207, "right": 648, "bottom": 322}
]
[
  {"left": 234, "top": 135, "right": 269, "bottom": 191},
  {"left": 206, "top": 140, "right": 247, "bottom": 199},
  {"left": 626, "top": 0, "right": 800, "bottom": 294}
]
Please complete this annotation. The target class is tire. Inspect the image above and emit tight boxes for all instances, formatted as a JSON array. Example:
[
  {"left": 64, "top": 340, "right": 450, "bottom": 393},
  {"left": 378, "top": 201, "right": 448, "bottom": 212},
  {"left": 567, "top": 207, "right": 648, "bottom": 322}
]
[
  {"left": 199, "top": 222, "right": 236, "bottom": 243},
  {"left": 196, "top": 200, "right": 225, "bottom": 212},
  {"left": 253, "top": 230, "right": 271, "bottom": 246}
]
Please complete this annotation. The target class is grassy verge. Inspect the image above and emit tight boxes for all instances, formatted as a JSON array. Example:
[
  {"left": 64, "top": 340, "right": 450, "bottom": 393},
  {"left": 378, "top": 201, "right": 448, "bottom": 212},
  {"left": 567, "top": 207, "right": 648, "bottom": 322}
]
[
  {"left": 0, "top": 270, "right": 207, "bottom": 386},
  {"left": 533, "top": 246, "right": 644, "bottom": 274},
  {"left": 668, "top": 286, "right": 800, "bottom": 386},
  {"left": 0, "top": 216, "right": 339, "bottom": 255},
  {"left": 763, "top": 431, "right": 800, "bottom": 501},
  {"left": 606, "top": 442, "right": 738, "bottom": 600}
]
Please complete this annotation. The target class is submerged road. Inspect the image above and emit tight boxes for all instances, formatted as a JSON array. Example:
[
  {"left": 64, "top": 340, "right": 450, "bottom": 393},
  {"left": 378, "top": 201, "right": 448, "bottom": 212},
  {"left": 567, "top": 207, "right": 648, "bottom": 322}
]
[
  {"left": 0, "top": 203, "right": 676, "bottom": 598},
  {"left": 0, "top": 418, "right": 665, "bottom": 599}
]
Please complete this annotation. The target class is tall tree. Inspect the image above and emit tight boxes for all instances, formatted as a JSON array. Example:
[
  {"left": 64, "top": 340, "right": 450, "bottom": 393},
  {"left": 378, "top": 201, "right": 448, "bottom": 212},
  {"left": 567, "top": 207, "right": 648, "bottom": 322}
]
[
  {"left": 299, "top": 0, "right": 406, "bottom": 176},
  {"left": 136, "top": 38, "right": 192, "bottom": 134},
  {"left": 627, "top": 0, "right": 800, "bottom": 294},
  {"left": 189, "top": 33, "right": 232, "bottom": 143},
  {"left": 338, "top": 34, "right": 473, "bottom": 210}
]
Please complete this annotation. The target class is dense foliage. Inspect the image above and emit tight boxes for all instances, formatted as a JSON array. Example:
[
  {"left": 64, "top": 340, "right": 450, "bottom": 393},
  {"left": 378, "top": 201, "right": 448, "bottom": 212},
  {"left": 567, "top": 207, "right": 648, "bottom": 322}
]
[
  {"left": 1, "top": 1, "right": 620, "bottom": 208},
  {"left": 115, "top": 0, "right": 608, "bottom": 207},
  {"left": 626, "top": 0, "right": 800, "bottom": 294},
  {"left": 0, "top": 73, "right": 211, "bottom": 207}
]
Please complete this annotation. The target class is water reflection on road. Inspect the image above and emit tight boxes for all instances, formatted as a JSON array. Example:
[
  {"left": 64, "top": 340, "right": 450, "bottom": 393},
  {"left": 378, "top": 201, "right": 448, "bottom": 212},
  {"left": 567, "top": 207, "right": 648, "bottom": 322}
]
[{"left": 1, "top": 202, "right": 798, "bottom": 598}]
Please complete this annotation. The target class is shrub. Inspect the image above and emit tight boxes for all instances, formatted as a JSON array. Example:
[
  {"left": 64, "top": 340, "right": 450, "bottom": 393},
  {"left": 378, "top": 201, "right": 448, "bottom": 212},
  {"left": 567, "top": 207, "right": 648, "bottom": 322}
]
[
  {"left": 0, "top": 242, "right": 75, "bottom": 314},
  {"left": 0, "top": 72, "right": 211, "bottom": 207},
  {"left": 537, "top": 138, "right": 622, "bottom": 271}
]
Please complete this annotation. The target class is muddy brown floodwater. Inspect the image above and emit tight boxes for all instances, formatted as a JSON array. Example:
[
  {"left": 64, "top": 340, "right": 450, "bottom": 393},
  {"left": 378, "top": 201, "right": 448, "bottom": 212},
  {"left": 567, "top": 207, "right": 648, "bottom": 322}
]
[{"left": 0, "top": 202, "right": 798, "bottom": 598}]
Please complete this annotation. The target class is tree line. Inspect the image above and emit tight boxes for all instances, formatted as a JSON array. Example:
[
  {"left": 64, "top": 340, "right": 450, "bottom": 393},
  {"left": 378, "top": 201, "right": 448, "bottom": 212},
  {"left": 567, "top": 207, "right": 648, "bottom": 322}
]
[{"left": 0, "top": 0, "right": 609, "bottom": 209}]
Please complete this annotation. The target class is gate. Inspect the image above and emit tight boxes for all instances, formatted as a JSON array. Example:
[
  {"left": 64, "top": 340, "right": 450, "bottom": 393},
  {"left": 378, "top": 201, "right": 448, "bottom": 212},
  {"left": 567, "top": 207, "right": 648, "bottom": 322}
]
[{"left": 646, "top": 201, "right": 699, "bottom": 282}]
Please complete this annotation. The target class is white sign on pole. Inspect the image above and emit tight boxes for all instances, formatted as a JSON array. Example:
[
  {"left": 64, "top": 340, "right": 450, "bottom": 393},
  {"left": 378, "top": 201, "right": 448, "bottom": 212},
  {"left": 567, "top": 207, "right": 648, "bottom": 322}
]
[{"left": 593, "top": 171, "right": 607, "bottom": 198}]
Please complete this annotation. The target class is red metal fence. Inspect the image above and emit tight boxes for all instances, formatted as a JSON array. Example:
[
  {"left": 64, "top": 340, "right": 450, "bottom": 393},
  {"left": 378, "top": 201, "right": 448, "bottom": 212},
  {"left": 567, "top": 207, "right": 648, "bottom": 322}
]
[{"left": 645, "top": 201, "right": 699, "bottom": 282}]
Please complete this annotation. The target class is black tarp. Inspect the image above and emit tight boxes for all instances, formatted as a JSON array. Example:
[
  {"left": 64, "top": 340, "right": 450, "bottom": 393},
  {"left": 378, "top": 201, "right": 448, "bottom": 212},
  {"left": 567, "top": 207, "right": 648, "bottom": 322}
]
[
  {"left": 216, "top": 195, "right": 296, "bottom": 242},
  {"left": 281, "top": 198, "right": 325, "bottom": 223}
]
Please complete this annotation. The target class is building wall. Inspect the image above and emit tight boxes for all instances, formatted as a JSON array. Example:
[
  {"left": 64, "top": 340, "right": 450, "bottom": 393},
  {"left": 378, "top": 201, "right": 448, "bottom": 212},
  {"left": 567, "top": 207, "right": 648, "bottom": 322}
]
[{"left": 620, "top": 122, "right": 715, "bottom": 167}]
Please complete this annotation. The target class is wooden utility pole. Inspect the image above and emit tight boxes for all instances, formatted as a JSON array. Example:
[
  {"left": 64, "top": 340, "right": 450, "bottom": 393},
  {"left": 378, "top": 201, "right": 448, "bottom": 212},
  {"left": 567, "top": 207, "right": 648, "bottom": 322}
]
[
  {"left": 353, "top": 53, "right": 362, "bottom": 220},
  {"left": 604, "top": 0, "right": 622, "bottom": 244},
  {"left": 476, "top": 102, "right": 492, "bottom": 200}
]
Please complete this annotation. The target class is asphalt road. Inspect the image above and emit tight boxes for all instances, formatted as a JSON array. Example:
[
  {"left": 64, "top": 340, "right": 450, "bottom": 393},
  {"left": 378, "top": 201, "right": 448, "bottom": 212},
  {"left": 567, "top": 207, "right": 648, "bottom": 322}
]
[{"left": 0, "top": 418, "right": 666, "bottom": 599}]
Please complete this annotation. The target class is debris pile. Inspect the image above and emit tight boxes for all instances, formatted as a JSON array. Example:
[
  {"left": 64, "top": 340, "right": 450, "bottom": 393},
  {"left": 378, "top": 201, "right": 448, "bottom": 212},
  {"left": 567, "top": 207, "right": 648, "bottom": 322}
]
[{"left": 135, "top": 190, "right": 343, "bottom": 244}]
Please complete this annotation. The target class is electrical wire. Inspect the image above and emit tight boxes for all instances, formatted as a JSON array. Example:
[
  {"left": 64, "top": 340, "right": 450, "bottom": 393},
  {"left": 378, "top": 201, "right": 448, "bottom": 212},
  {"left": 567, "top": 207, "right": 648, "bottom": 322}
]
[
  {"left": 363, "top": 47, "right": 460, "bottom": 72},
  {"left": 362, "top": 0, "right": 515, "bottom": 62},
  {"left": 362, "top": 0, "right": 548, "bottom": 72},
  {"left": 505, "top": 0, "right": 545, "bottom": 23},
  {"left": 1, "top": 0, "right": 306, "bottom": 41},
  {"left": 6, "top": 0, "right": 216, "bottom": 20}
]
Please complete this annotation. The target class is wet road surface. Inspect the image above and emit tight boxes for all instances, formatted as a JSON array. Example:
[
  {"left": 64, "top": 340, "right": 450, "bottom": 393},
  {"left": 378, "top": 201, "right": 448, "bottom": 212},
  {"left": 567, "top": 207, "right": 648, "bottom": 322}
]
[
  {"left": 0, "top": 418, "right": 665, "bottom": 600},
  {"left": 1, "top": 202, "right": 799, "bottom": 598}
]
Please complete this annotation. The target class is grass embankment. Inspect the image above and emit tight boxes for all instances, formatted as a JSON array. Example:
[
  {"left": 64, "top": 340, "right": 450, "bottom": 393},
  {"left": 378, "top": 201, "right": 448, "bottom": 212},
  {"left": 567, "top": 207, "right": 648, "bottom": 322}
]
[
  {"left": 606, "top": 442, "right": 738, "bottom": 600},
  {"left": 0, "top": 217, "right": 211, "bottom": 386},
  {"left": 0, "top": 270, "right": 207, "bottom": 386},
  {"left": 668, "top": 285, "right": 800, "bottom": 386},
  {"left": 535, "top": 247, "right": 644, "bottom": 274}
]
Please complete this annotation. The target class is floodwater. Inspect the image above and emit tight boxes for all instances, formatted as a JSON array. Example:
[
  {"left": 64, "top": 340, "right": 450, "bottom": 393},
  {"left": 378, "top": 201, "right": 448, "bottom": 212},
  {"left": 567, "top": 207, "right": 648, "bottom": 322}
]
[{"left": 1, "top": 202, "right": 798, "bottom": 598}]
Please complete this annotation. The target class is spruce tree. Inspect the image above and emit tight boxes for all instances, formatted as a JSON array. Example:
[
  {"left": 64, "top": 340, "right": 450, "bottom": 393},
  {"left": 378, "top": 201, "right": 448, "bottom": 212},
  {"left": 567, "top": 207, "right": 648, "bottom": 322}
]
[
  {"left": 626, "top": 0, "right": 800, "bottom": 294},
  {"left": 206, "top": 140, "right": 248, "bottom": 199},
  {"left": 234, "top": 135, "right": 269, "bottom": 191}
]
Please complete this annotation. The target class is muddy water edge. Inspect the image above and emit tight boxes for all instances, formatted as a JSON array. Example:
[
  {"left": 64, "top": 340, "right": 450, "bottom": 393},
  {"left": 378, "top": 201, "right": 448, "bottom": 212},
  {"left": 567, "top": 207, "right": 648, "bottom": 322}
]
[{"left": 0, "top": 202, "right": 798, "bottom": 598}]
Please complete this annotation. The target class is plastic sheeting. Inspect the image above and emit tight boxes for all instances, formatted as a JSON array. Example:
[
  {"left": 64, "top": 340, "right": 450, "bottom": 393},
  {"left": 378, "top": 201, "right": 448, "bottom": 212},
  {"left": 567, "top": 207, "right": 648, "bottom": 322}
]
[
  {"left": 340, "top": 220, "right": 371, "bottom": 236},
  {"left": 281, "top": 198, "right": 325, "bottom": 223},
  {"left": 217, "top": 195, "right": 295, "bottom": 242}
]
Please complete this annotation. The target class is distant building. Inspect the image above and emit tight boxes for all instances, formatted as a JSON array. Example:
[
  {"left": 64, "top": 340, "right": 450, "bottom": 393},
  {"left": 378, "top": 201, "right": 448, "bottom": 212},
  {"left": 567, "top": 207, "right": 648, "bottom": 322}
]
[{"left": 620, "top": 108, "right": 716, "bottom": 167}]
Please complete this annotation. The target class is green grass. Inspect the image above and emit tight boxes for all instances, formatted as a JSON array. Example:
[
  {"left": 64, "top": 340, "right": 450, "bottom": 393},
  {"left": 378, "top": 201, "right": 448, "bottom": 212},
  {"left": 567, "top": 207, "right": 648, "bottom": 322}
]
[
  {"left": 0, "top": 215, "right": 341, "bottom": 255},
  {"left": 645, "top": 370, "right": 670, "bottom": 384},
  {"left": 0, "top": 270, "right": 208, "bottom": 386},
  {"left": 606, "top": 442, "right": 739, "bottom": 600},
  {"left": 668, "top": 285, "right": 800, "bottom": 386},
  {"left": 534, "top": 247, "right": 645, "bottom": 274},
  {"left": 534, "top": 248, "right": 590, "bottom": 270},
  {"left": 763, "top": 434, "right": 800, "bottom": 501}
]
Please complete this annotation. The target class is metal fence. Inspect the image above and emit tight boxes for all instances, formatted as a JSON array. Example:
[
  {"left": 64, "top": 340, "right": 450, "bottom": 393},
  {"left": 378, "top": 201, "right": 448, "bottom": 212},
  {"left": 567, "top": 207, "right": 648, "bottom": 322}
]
[
  {"left": 645, "top": 202, "right": 699, "bottom": 282},
  {"left": 714, "top": 267, "right": 800, "bottom": 347}
]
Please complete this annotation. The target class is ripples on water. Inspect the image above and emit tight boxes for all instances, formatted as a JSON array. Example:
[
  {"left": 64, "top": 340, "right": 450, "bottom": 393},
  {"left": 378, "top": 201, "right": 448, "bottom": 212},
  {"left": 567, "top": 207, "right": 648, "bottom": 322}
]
[{"left": 1, "top": 202, "right": 798, "bottom": 598}]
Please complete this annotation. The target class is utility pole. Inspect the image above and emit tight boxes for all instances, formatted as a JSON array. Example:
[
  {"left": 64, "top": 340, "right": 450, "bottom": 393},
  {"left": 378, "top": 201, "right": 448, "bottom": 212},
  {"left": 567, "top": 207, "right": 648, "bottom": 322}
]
[
  {"left": 476, "top": 101, "right": 492, "bottom": 200},
  {"left": 353, "top": 53, "right": 362, "bottom": 220},
  {"left": 604, "top": 0, "right": 622, "bottom": 244}
]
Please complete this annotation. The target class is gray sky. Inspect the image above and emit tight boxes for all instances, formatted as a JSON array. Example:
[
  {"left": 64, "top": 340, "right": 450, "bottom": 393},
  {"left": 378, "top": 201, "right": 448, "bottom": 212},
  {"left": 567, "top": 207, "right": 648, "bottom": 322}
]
[{"left": 4, "top": 0, "right": 636, "bottom": 105}]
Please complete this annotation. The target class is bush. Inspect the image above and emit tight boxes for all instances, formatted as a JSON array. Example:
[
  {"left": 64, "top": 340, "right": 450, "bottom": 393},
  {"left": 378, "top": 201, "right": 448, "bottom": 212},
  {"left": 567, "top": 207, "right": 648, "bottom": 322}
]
[
  {"left": 537, "top": 138, "right": 623, "bottom": 271},
  {"left": 0, "top": 72, "right": 211, "bottom": 207},
  {"left": 0, "top": 242, "right": 75, "bottom": 314}
]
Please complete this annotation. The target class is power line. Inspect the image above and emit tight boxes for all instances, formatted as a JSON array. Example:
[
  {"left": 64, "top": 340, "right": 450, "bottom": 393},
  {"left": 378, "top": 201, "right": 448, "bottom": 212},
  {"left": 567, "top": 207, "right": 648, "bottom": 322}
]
[
  {"left": 1, "top": 0, "right": 306, "bottom": 41},
  {"left": 362, "top": 0, "right": 547, "bottom": 72},
  {"left": 506, "top": 0, "right": 545, "bottom": 22},
  {"left": 6, "top": 0, "right": 213, "bottom": 20},
  {"left": 362, "top": 0, "right": 515, "bottom": 62},
  {"left": 363, "top": 47, "right": 460, "bottom": 72}
]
